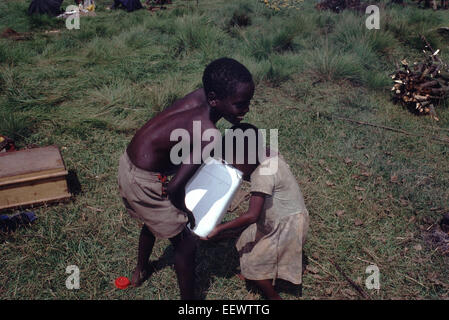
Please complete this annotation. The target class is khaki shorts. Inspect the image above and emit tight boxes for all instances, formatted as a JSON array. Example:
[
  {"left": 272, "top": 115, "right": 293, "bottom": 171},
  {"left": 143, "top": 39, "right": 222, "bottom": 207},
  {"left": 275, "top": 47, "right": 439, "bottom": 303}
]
[{"left": 118, "top": 152, "right": 188, "bottom": 239}]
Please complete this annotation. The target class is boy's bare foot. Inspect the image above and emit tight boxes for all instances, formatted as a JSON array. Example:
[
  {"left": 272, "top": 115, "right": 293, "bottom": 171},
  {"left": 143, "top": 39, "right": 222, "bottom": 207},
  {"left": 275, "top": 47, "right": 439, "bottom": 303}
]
[{"left": 131, "top": 267, "right": 150, "bottom": 287}]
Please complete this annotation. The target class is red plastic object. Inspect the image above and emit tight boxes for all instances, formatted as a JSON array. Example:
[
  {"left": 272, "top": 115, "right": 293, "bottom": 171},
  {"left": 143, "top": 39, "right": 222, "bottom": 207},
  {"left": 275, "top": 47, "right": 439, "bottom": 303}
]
[{"left": 115, "top": 276, "right": 130, "bottom": 289}]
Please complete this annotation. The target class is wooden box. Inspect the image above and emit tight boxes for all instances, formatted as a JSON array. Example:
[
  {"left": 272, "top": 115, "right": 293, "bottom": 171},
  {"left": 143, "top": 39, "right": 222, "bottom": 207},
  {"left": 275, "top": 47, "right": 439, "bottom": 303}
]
[{"left": 0, "top": 146, "right": 71, "bottom": 211}]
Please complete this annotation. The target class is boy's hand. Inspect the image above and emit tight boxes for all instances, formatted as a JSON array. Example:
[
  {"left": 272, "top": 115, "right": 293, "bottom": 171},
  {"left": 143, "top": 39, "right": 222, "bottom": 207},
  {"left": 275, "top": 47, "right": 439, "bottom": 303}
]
[{"left": 185, "top": 209, "right": 196, "bottom": 230}]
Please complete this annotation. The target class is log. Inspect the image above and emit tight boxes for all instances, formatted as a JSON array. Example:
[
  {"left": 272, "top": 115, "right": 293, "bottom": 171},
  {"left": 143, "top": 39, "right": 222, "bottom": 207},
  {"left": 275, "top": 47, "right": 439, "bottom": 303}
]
[
  {"left": 329, "top": 259, "right": 371, "bottom": 299},
  {"left": 331, "top": 116, "right": 449, "bottom": 144},
  {"left": 418, "top": 80, "right": 439, "bottom": 89}
]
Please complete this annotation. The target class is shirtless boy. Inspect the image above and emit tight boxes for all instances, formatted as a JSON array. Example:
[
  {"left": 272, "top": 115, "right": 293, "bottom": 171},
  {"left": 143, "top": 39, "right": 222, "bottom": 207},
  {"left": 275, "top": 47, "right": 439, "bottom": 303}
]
[{"left": 118, "top": 58, "right": 254, "bottom": 299}]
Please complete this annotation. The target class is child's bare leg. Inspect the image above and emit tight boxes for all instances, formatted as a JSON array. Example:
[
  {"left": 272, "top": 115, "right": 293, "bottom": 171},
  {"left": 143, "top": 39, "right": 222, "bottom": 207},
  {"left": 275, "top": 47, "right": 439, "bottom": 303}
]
[
  {"left": 131, "top": 224, "right": 155, "bottom": 287},
  {"left": 251, "top": 279, "right": 282, "bottom": 300},
  {"left": 169, "top": 228, "right": 197, "bottom": 300}
]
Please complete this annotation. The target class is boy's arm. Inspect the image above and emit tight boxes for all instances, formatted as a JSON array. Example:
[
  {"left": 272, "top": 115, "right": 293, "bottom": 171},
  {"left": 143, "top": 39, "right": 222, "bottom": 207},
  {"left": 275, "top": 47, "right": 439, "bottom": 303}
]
[
  {"left": 204, "top": 192, "right": 266, "bottom": 240},
  {"left": 166, "top": 161, "right": 200, "bottom": 229},
  {"left": 166, "top": 131, "right": 217, "bottom": 229}
]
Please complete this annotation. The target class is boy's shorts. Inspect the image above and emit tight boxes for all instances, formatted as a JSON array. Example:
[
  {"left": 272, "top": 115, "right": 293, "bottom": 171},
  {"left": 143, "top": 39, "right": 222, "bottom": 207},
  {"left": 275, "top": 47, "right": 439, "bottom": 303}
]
[{"left": 118, "top": 152, "right": 188, "bottom": 239}]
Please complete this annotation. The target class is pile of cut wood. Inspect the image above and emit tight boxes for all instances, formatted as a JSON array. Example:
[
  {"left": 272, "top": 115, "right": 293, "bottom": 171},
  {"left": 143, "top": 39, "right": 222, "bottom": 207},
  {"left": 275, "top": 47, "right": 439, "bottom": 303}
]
[{"left": 391, "top": 41, "right": 449, "bottom": 121}]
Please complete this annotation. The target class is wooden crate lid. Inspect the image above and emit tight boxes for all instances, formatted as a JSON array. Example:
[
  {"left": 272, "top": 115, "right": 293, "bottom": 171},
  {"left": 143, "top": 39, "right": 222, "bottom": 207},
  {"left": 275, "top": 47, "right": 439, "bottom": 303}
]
[{"left": 0, "top": 146, "right": 66, "bottom": 179}]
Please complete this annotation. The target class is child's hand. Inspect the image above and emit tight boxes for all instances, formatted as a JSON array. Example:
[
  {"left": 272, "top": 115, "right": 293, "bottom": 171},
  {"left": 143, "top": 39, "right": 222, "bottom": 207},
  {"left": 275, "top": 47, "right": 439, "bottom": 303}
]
[{"left": 200, "top": 226, "right": 221, "bottom": 240}]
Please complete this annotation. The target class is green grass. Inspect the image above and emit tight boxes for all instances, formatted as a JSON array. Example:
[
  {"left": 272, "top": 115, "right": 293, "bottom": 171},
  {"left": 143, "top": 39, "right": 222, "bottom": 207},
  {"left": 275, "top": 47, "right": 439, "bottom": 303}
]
[{"left": 1, "top": 0, "right": 449, "bottom": 300}]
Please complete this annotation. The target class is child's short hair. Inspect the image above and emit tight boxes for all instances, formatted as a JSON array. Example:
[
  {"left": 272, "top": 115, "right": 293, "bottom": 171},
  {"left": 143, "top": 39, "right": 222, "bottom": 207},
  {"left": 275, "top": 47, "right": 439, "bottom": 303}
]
[{"left": 202, "top": 58, "right": 253, "bottom": 100}]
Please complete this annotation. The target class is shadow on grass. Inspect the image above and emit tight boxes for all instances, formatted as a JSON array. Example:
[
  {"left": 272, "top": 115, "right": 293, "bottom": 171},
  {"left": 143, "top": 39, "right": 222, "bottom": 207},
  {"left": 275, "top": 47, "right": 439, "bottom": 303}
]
[
  {"left": 195, "top": 236, "right": 241, "bottom": 299},
  {"left": 145, "top": 245, "right": 176, "bottom": 280},
  {"left": 194, "top": 236, "right": 308, "bottom": 300},
  {"left": 67, "top": 169, "right": 82, "bottom": 195},
  {"left": 243, "top": 278, "right": 304, "bottom": 299}
]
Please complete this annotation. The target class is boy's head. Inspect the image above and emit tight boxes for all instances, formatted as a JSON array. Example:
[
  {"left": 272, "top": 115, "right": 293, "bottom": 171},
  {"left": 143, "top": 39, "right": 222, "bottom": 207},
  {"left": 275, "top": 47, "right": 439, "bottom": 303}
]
[
  {"left": 222, "top": 123, "right": 261, "bottom": 181},
  {"left": 203, "top": 58, "right": 255, "bottom": 125}
]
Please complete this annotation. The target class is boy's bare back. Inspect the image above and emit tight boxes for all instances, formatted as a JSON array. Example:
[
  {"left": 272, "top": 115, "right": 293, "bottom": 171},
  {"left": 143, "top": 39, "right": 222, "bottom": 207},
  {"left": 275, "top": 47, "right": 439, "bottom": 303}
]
[
  {"left": 126, "top": 88, "right": 215, "bottom": 175},
  {"left": 124, "top": 57, "right": 255, "bottom": 217},
  {"left": 127, "top": 78, "right": 254, "bottom": 176}
]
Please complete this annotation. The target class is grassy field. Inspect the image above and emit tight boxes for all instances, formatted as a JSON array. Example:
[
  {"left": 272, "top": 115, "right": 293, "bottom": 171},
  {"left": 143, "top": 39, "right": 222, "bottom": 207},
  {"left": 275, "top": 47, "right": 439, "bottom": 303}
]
[{"left": 1, "top": 0, "right": 449, "bottom": 300}]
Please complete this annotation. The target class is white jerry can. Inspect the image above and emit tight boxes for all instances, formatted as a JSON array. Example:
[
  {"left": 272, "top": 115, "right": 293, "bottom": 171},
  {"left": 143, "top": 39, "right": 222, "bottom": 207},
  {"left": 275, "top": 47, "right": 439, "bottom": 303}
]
[{"left": 184, "top": 157, "right": 242, "bottom": 237}]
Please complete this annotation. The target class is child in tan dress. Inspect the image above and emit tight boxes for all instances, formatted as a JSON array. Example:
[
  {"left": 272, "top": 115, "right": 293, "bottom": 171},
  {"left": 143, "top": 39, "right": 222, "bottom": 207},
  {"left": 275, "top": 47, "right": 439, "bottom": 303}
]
[{"left": 203, "top": 123, "right": 309, "bottom": 300}]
